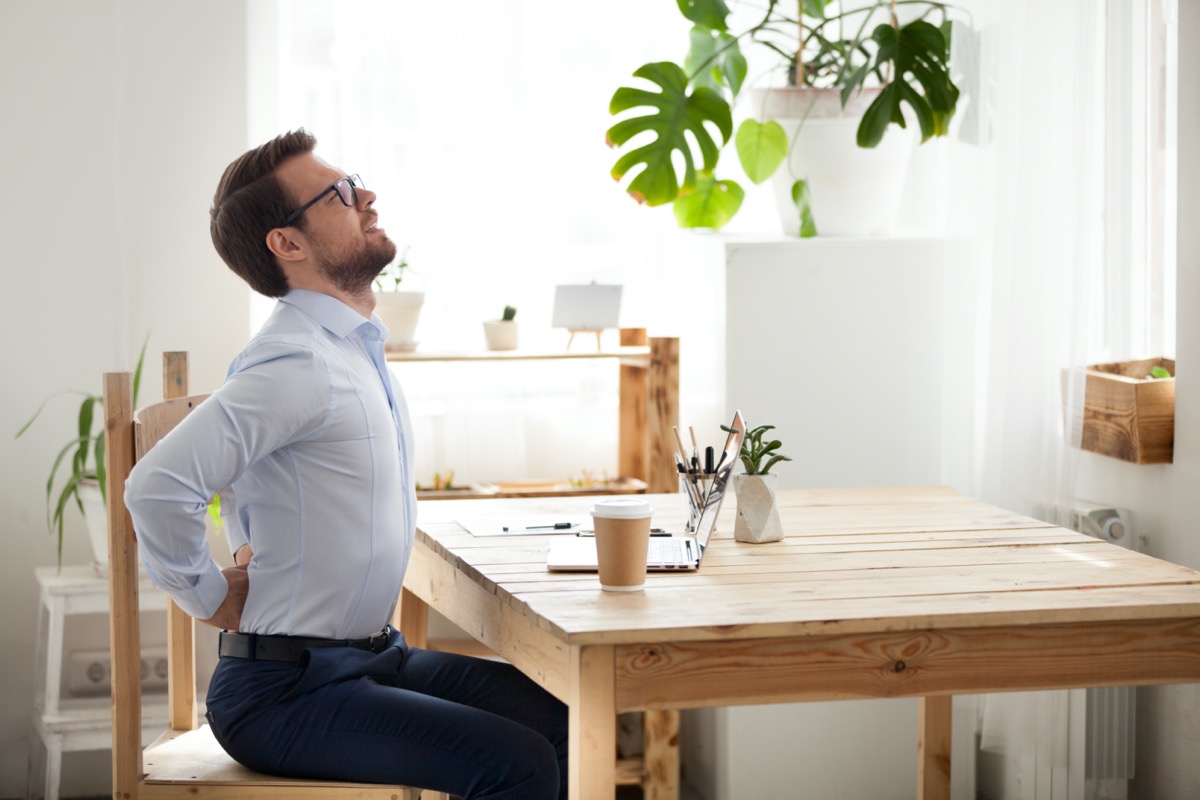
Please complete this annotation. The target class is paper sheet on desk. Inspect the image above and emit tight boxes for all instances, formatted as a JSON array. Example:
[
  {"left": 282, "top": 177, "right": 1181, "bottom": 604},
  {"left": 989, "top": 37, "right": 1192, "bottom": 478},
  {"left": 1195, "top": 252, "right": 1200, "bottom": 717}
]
[{"left": 457, "top": 515, "right": 591, "bottom": 537}]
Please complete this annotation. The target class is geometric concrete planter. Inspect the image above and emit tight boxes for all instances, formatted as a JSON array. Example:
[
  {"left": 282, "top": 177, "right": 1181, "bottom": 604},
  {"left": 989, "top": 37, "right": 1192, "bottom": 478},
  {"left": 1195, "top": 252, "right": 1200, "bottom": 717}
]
[{"left": 733, "top": 473, "right": 784, "bottom": 543}]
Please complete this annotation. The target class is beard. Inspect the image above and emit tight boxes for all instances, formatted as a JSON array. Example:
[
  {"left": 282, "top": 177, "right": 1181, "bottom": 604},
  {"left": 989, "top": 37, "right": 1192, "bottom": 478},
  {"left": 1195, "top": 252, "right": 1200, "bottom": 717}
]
[{"left": 312, "top": 231, "right": 397, "bottom": 296}]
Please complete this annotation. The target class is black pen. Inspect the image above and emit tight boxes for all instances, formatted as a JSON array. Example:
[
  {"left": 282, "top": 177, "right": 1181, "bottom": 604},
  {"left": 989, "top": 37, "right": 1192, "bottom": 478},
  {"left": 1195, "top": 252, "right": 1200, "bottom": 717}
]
[{"left": 577, "top": 529, "right": 670, "bottom": 537}]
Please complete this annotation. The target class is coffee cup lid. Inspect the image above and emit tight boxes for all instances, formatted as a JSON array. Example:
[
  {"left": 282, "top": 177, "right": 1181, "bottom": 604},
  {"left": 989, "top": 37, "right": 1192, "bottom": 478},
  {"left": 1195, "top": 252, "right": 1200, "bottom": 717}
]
[{"left": 591, "top": 497, "right": 653, "bottom": 519}]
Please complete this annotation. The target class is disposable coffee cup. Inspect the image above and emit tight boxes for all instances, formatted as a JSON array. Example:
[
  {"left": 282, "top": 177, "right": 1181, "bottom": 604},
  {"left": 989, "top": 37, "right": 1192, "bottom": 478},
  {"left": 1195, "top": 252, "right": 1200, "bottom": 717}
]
[{"left": 591, "top": 498, "right": 653, "bottom": 592}]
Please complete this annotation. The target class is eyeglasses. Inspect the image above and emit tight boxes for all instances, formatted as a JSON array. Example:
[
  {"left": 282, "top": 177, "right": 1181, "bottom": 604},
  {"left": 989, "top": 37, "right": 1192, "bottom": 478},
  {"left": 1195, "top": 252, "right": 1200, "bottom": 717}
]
[{"left": 278, "top": 174, "right": 363, "bottom": 227}]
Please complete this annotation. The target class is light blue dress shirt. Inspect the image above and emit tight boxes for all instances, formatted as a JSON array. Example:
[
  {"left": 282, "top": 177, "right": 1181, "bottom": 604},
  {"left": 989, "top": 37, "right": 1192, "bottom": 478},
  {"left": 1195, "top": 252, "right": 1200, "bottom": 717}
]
[{"left": 126, "top": 290, "right": 415, "bottom": 640}]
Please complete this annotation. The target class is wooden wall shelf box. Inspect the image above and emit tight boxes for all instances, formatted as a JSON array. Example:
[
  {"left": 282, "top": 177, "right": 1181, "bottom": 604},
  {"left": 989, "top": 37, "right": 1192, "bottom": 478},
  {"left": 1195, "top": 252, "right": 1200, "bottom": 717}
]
[{"left": 1080, "top": 357, "right": 1175, "bottom": 464}]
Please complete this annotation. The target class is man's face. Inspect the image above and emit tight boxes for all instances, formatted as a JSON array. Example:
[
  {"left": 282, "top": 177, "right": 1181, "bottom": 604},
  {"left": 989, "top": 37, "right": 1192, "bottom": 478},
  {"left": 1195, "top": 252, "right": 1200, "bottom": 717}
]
[{"left": 275, "top": 153, "right": 397, "bottom": 293}]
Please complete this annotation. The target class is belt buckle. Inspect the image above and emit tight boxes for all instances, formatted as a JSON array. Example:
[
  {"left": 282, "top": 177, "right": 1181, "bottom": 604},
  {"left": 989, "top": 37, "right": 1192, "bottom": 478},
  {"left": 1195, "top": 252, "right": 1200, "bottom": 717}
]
[{"left": 368, "top": 630, "right": 388, "bottom": 653}]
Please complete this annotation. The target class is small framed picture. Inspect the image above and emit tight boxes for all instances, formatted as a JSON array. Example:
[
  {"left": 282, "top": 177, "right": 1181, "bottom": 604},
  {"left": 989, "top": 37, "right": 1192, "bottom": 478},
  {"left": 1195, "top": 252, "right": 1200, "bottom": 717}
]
[{"left": 551, "top": 284, "right": 623, "bottom": 331}]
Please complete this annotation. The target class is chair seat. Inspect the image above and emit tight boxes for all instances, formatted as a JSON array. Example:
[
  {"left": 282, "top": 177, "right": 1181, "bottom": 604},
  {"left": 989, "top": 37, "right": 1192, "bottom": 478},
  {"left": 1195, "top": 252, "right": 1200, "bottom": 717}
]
[{"left": 142, "top": 725, "right": 428, "bottom": 799}]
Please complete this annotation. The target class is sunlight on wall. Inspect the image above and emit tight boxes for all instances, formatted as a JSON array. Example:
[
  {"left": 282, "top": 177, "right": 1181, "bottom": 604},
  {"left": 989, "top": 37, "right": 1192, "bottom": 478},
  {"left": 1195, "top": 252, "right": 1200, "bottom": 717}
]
[{"left": 246, "top": 0, "right": 740, "bottom": 484}]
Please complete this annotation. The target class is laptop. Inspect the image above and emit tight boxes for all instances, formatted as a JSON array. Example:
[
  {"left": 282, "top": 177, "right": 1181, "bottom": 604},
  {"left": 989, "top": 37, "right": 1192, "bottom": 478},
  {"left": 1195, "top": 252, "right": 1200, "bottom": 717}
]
[{"left": 546, "top": 410, "right": 745, "bottom": 573}]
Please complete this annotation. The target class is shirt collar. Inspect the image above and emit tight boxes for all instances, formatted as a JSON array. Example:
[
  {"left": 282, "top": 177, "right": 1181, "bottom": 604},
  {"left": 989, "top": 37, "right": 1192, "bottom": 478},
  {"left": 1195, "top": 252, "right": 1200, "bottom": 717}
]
[{"left": 280, "top": 289, "right": 388, "bottom": 341}]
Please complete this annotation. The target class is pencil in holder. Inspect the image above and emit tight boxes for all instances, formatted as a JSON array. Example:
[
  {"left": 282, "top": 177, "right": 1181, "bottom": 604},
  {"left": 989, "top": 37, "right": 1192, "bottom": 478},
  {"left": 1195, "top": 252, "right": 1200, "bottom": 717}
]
[{"left": 680, "top": 473, "right": 712, "bottom": 532}]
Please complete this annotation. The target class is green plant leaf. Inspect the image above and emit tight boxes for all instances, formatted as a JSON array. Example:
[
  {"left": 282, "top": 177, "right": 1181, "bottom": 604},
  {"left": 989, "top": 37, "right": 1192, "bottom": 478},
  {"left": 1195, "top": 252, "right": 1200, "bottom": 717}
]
[
  {"left": 790, "top": 180, "right": 818, "bottom": 238},
  {"left": 133, "top": 331, "right": 151, "bottom": 407},
  {"left": 735, "top": 119, "right": 788, "bottom": 185},
  {"left": 1150, "top": 366, "right": 1172, "bottom": 379},
  {"left": 760, "top": 454, "right": 793, "bottom": 474},
  {"left": 75, "top": 396, "right": 96, "bottom": 476},
  {"left": 801, "top": 0, "right": 831, "bottom": 19},
  {"left": 673, "top": 174, "right": 744, "bottom": 229},
  {"left": 859, "top": 20, "right": 958, "bottom": 147},
  {"left": 676, "top": 0, "right": 730, "bottom": 31},
  {"left": 94, "top": 433, "right": 106, "bottom": 506},
  {"left": 686, "top": 29, "right": 747, "bottom": 97},
  {"left": 608, "top": 62, "right": 733, "bottom": 206}
]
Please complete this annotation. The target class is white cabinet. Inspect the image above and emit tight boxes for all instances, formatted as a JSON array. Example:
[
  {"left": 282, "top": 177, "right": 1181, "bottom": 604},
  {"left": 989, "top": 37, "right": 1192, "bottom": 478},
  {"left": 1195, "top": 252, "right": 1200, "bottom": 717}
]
[
  {"left": 681, "top": 236, "right": 977, "bottom": 800},
  {"left": 29, "top": 566, "right": 169, "bottom": 800},
  {"left": 723, "top": 236, "right": 948, "bottom": 489}
]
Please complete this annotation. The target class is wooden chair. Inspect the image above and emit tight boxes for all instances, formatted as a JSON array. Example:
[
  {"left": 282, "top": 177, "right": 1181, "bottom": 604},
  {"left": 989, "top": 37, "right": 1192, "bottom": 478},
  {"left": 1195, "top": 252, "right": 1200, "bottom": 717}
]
[{"left": 105, "top": 352, "right": 442, "bottom": 799}]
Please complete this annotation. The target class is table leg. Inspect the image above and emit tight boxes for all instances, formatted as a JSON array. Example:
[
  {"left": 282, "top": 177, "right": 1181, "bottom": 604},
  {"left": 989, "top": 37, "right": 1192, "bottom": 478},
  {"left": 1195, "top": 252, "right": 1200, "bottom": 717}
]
[
  {"left": 569, "top": 645, "right": 616, "bottom": 800},
  {"left": 918, "top": 695, "right": 952, "bottom": 800},
  {"left": 643, "top": 709, "right": 680, "bottom": 800},
  {"left": 397, "top": 586, "right": 429, "bottom": 649}
]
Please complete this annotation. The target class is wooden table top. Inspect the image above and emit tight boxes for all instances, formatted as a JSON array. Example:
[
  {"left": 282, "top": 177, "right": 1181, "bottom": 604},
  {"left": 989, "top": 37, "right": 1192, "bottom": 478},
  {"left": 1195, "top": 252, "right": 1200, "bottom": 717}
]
[{"left": 413, "top": 485, "right": 1200, "bottom": 648}]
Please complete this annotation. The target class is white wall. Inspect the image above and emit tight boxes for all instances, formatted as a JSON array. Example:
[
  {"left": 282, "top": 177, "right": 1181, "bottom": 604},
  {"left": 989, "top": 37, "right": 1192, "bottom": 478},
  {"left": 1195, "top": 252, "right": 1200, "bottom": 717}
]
[{"left": 0, "top": 2, "right": 250, "bottom": 796}]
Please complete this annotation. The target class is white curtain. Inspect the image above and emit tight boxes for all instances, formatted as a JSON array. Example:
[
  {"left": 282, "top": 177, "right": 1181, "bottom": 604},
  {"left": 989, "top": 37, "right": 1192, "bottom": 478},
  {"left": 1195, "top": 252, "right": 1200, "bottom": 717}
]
[
  {"left": 255, "top": 0, "right": 735, "bottom": 486},
  {"left": 946, "top": 2, "right": 1107, "bottom": 798}
]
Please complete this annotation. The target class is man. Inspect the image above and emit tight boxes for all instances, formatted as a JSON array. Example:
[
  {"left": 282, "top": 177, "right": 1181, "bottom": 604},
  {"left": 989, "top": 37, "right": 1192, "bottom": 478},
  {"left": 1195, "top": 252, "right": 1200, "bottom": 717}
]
[{"left": 125, "top": 130, "right": 567, "bottom": 800}]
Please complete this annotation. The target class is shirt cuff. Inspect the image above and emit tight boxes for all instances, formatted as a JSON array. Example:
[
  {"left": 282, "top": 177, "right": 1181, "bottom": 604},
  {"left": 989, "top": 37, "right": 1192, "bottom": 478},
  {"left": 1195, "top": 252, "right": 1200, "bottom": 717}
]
[{"left": 145, "top": 559, "right": 229, "bottom": 621}]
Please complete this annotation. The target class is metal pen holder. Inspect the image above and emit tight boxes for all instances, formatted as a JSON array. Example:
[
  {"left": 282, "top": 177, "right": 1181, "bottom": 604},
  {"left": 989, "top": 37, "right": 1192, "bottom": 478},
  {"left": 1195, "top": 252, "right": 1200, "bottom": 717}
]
[{"left": 680, "top": 473, "right": 712, "bottom": 533}]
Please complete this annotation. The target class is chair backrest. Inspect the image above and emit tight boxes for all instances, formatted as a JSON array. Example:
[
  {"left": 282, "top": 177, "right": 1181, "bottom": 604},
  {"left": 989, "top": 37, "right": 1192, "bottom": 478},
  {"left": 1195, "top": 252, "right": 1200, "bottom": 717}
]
[
  {"left": 104, "top": 352, "right": 434, "bottom": 800},
  {"left": 105, "top": 352, "right": 209, "bottom": 793}
]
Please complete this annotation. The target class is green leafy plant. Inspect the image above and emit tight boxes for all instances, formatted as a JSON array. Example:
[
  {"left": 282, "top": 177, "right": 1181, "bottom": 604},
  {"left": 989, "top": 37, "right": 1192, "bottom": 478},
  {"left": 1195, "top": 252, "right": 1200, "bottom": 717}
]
[
  {"left": 607, "top": 0, "right": 963, "bottom": 232},
  {"left": 501, "top": 305, "right": 517, "bottom": 322},
  {"left": 1149, "top": 366, "right": 1172, "bottom": 379},
  {"left": 373, "top": 249, "right": 411, "bottom": 292},
  {"left": 15, "top": 336, "right": 150, "bottom": 565},
  {"left": 722, "top": 422, "right": 793, "bottom": 474}
]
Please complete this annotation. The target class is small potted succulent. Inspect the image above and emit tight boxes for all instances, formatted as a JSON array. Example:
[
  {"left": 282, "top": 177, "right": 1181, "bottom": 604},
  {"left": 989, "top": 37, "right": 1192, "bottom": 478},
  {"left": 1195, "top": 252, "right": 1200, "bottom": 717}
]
[
  {"left": 483, "top": 305, "right": 518, "bottom": 351},
  {"left": 372, "top": 249, "right": 423, "bottom": 350},
  {"left": 723, "top": 420, "right": 792, "bottom": 543}
]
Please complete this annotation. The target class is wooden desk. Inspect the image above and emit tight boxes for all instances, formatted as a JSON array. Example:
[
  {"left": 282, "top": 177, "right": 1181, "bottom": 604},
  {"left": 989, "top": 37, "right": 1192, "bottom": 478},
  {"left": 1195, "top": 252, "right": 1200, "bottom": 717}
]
[{"left": 399, "top": 486, "right": 1200, "bottom": 800}]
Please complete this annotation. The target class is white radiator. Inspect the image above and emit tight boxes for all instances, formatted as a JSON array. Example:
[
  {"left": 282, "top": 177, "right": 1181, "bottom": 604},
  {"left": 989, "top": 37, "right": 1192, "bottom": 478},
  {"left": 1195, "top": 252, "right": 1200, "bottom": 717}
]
[{"left": 1072, "top": 504, "right": 1140, "bottom": 794}]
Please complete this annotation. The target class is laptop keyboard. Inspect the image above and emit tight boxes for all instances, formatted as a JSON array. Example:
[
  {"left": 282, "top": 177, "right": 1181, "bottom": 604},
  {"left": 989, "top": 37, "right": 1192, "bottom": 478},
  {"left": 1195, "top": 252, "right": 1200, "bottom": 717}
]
[{"left": 648, "top": 537, "right": 694, "bottom": 569}]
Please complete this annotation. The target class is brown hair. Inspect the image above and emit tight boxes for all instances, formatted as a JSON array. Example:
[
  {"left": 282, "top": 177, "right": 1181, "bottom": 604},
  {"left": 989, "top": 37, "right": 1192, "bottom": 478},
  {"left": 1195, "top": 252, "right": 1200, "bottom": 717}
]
[{"left": 209, "top": 129, "right": 317, "bottom": 297}]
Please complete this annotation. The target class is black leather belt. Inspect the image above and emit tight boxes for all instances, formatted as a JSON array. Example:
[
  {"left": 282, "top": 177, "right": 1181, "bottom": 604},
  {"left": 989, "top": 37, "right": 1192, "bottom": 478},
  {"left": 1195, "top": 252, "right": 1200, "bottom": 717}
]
[{"left": 218, "top": 628, "right": 392, "bottom": 662}]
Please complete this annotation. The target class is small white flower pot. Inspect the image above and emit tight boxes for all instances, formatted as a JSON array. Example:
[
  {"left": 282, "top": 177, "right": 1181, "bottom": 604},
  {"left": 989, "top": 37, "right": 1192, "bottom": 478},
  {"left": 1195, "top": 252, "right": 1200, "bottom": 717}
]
[
  {"left": 483, "top": 320, "right": 519, "bottom": 351},
  {"left": 373, "top": 290, "right": 424, "bottom": 348},
  {"left": 733, "top": 473, "right": 784, "bottom": 543}
]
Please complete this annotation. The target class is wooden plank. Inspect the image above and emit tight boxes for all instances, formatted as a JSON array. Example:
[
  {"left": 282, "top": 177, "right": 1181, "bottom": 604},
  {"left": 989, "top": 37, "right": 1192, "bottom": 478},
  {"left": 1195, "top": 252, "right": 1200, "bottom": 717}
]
[
  {"left": 647, "top": 337, "right": 680, "bottom": 494},
  {"left": 104, "top": 370, "right": 144, "bottom": 798},
  {"left": 918, "top": 696, "right": 952, "bottom": 800},
  {"left": 611, "top": 618, "right": 1200, "bottom": 711},
  {"left": 386, "top": 346, "right": 650, "bottom": 363},
  {"left": 143, "top": 727, "right": 416, "bottom": 797},
  {"left": 162, "top": 352, "right": 197, "bottom": 734},
  {"left": 642, "top": 709, "right": 680, "bottom": 800},
  {"left": 397, "top": 586, "right": 429, "bottom": 649},
  {"left": 403, "top": 542, "right": 572, "bottom": 699},
  {"left": 569, "top": 645, "right": 617, "bottom": 800},
  {"left": 618, "top": 328, "right": 648, "bottom": 484}
]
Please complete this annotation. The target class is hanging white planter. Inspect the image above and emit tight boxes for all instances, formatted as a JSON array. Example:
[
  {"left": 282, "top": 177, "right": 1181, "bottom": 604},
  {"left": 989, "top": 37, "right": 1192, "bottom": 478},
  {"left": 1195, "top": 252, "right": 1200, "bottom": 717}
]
[
  {"left": 752, "top": 87, "right": 915, "bottom": 237},
  {"left": 733, "top": 473, "right": 784, "bottom": 544},
  {"left": 373, "top": 290, "right": 424, "bottom": 349}
]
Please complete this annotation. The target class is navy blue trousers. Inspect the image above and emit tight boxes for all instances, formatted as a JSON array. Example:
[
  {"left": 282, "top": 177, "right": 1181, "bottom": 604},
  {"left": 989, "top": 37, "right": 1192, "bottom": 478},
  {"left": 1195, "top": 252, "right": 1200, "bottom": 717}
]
[{"left": 205, "top": 629, "right": 568, "bottom": 800}]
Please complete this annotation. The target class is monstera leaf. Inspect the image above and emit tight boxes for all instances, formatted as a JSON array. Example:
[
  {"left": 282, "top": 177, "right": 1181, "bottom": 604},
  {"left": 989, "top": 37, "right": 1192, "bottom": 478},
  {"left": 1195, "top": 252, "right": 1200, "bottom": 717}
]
[
  {"left": 673, "top": 174, "right": 744, "bottom": 229},
  {"left": 676, "top": 0, "right": 731, "bottom": 30},
  {"left": 857, "top": 20, "right": 958, "bottom": 148},
  {"left": 685, "top": 26, "right": 748, "bottom": 98},
  {"left": 607, "top": 62, "right": 734, "bottom": 206}
]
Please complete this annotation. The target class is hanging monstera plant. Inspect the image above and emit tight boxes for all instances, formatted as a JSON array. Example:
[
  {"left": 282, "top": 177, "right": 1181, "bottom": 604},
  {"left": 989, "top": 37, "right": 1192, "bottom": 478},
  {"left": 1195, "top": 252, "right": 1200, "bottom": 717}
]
[{"left": 606, "top": 0, "right": 965, "bottom": 235}]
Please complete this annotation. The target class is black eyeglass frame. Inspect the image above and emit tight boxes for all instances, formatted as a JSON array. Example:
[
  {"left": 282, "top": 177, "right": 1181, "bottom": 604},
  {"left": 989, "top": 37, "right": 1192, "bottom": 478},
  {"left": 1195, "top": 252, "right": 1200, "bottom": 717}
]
[{"left": 278, "top": 174, "right": 363, "bottom": 228}]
